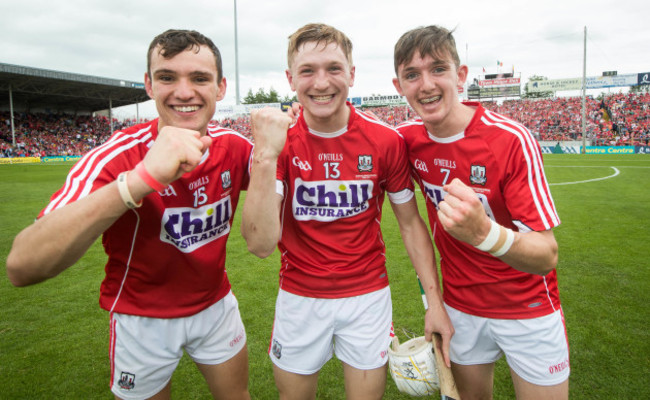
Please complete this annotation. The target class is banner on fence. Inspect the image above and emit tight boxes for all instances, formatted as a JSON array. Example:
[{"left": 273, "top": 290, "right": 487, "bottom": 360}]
[
  {"left": 540, "top": 146, "right": 650, "bottom": 154},
  {"left": 584, "top": 146, "right": 635, "bottom": 154},
  {"left": 41, "top": 156, "right": 82, "bottom": 163},
  {"left": 0, "top": 157, "right": 41, "bottom": 164}
]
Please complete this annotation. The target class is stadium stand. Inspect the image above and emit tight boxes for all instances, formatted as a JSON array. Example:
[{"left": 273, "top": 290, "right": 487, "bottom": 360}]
[
  {"left": 2, "top": 92, "right": 648, "bottom": 157},
  {"left": 483, "top": 92, "right": 650, "bottom": 146},
  {"left": 358, "top": 105, "right": 415, "bottom": 126},
  {"left": 220, "top": 93, "right": 648, "bottom": 146},
  {"left": 217, "top": 116, "right": 253, "bottom": 140},
  {"left": 0, "top": 62, "right": 148, "bottom": 113},
  {"left": 0, "top": 111, "right": 137, "bottom": 157},
  {"left": 0, "top": 62, "right": 148, "bottom": 157}
]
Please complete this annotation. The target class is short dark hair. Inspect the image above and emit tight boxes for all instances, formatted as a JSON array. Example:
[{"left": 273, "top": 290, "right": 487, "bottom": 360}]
[
  {"left": 147, "top": 29, "right": 223, "bottom": 81},
  {"left": 394, "top": 26, "right": 460, "bottom": 75},
  {"left": 287, "top": 23, "right": 353, "bottom": 68}
]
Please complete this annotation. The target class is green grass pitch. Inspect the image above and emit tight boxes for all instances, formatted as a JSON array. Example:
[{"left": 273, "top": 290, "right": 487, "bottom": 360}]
[{"left": 1, "top": 154, "right": 649, "bottom": 399}]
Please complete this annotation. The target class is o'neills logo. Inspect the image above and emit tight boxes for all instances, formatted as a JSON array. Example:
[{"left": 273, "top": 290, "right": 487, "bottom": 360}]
[
  {"left": 292, "top": 178, "right": 373, "bottom": 222},
  {"left": 160, "top": 197, "right": 232, "bottom": 252},
  {"left": 549, "top": 358, "right": 570, "bottom": 374},
  {"left": 229, "top": 328, "right": 245, "bottom": 347}
]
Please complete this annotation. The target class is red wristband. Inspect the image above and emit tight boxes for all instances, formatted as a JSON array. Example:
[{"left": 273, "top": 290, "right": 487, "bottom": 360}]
[{"left": 135, "top": 161, "right": 167, "bottom": 192}]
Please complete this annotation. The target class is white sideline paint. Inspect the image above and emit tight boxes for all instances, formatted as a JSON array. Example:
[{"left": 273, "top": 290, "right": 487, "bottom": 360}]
[
  {"left": 413, "top": 165, "right": 650, "bottom": 191},
  {"left": 548, "top": 166, "right": 620, "bottom": 186}
]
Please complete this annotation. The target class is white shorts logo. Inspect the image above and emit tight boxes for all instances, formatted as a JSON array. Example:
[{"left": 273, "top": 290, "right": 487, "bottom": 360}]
[
  {"left": 118, "top": 372, "right": 136, "bottom": 390},
  {"left": 271, "top": 339, "right": 282, "bottom": 359}
]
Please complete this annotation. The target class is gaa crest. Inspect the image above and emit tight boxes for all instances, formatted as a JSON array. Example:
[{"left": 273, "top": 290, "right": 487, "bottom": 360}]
[
  {"left": 357, "top": 155, "right": 373, "bottom": 172},
  {"left": 271, "top": 339, "right": 282, "bottom": 359},
  {"left": 470, "top": 165, "right": 487, "bottom": 185},
  {"left": 118, "top": 371, "right": 135, "bottom": 390},
  {"left": 221, "top": 170, "right": 232, "bottom": 190}
]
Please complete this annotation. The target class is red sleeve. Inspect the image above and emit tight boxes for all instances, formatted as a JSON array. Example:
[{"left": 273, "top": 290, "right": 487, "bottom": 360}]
[
  {"left": 501, "top": 126, "right": 560, "bottom": 232},
  {"left": 384, "top": 132, "right": 415, "bottom": 194}
]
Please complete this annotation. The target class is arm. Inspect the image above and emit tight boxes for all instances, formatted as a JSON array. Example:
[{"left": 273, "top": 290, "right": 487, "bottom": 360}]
[
  {"left": 391, "top": 197, "right": 454, "bottom": 367},
  {"left": 240, "top": 108, "right": 292, "bottom": 258},
  {"left": 6, "top": 174, "right": 150, "bottom": 286},
  {"left": 6, "top": 126, "right": 211, "bottom": 286},
  {"left": 438, "top": 178, "right": 558, "bottom": 275}
]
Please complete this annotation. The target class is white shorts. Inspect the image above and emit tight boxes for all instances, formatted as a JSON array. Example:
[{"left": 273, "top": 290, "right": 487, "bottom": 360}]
[
  {"left": 109, "top": 291, "right": 247, "bottom": 399},
  {"left": 446, "top": 305, "right": 570, "bottom": 386},
  {"left": 270, "top": 287, "right": 392, "bottom": 374}
]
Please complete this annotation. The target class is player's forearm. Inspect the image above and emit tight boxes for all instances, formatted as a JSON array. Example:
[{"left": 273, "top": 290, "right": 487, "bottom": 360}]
[
  {"left": 241, "top": 158, "right": 282, "bottom": 258},
  {"left": 404, "top": 223, "right": 455, "bottom": 365},
  {"left": 406, "top": 233, "right": 443, "bottom": 311},
  {"left": 393, "top": 202, "right": 444, "bottom": 307},
  {"left": 394, "top": 202, "right": 455, "bottom": 365},
  {"left": 416, "top": 259, "right": 455, "bottom": 368},
  {"left": 499, "top": 229, "right": 558, "bottom": 275},
  {"left": 6, "top": 181, "right": 135, "bottom": 286}
]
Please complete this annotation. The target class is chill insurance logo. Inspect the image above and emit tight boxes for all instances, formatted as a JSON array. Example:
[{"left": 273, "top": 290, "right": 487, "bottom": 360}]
[
  {"left": 292, "top": 178, "right": 374, "bottom": 222},
  {"left": 160, "top": 196, "right": 232, "bottom": 252}
]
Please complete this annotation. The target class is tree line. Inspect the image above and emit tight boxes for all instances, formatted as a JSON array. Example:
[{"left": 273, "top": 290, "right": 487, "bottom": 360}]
[{"left": 242, "top": 87, "right": 297, "bottom": 104}]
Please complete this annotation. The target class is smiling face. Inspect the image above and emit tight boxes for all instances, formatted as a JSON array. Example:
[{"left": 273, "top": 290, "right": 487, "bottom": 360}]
[
  {"left": 286, "top": 41, "right": 355, "bottom": 132},
  {"left": 145, "top": 44, "right": 225, "bottom": 136},
  {"left": 393, "top": 50, "right": 469, "bottom": 137}
]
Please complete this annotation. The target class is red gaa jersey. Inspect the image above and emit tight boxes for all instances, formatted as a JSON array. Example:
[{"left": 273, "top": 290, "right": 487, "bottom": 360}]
[
  {"left": 41, "top": 119, "right": 252, "bottom": 318},
  {"left": 276, "top": 103, "right": 414, "bottom": 298},
  {"left": 398, "top": 102, "right": 562, "bottom": 319}
]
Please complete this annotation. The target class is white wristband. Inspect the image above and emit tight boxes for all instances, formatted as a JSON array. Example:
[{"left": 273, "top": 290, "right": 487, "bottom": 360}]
[
  {"left": 490, "top": 227, "right": 515, "bottom": 257},
  {"left": 475, "top": 219, "right": 515, "bottom": 257},
  {"left": 117, "top": 172, "right": 142, "bottom": 209},
  {"left": 475, "top": 219, "right": 500, "bottom": 252}
]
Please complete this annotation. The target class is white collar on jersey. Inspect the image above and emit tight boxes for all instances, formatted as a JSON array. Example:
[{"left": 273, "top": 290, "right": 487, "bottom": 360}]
[
  {"left": 199, "top": 148, "right": 210, "bottom": 164},
  {"left": 308, "top": 126, "right": 347, "bottom": 138},
  {"left": 427, "top": 130, "right": 465, "bottom": 143}
]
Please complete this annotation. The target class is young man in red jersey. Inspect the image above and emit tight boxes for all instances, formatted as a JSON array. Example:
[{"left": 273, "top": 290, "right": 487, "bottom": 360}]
[
  {"left": 393, "top": 25, "right": 569, "bottom": 399},
  {"left": 7, "top": 30, "right": 252, "bottom": 400},
  {"left": 241, "top": 23, "right": 453, "bottom": 400}
]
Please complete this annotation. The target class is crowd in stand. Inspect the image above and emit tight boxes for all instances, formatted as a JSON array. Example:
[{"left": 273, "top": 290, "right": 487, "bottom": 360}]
[
  {"left": 482, "top": 97, "right": 601, "bottom": 142},
  {"left": 217, "top": 92, "right": 650, "bottom": 146},
  {"left": 2, "top": 92, "right": 649, "bottom": 158},
  {"left": 217, "top": 116, "right": 254, "bottom": 140},
  {"left": 359, "top": 104, "right": 414, "bottom": 126},
  {"left": 482, "top": 92, "right": 650, "bottom": 146},
  {"left": 592, "top": 92, "right": 650, "bottom": 146},
  {"left": 0, "top": 111, "right": 137, "bottom": 158}
]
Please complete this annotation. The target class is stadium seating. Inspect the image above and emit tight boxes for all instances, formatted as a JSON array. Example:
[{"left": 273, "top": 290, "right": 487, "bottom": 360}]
[
  {"left": 1, "top": 92, "right": 648, "bottom": 157},
  {"left": 0, "top": 111, "right": 137, "bottom": 157},
  {"left": 484, "top": 92, "right": 650, "bottom": 146}
]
